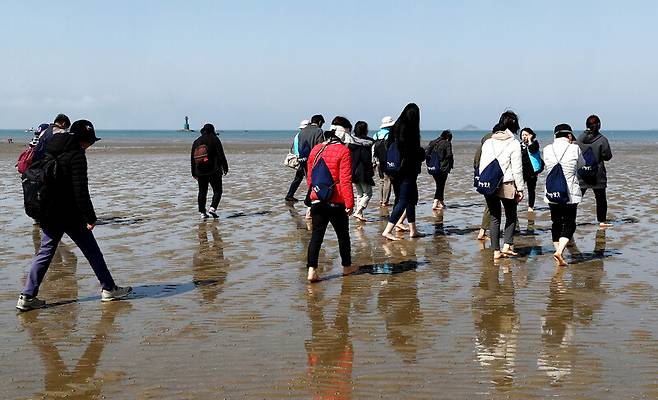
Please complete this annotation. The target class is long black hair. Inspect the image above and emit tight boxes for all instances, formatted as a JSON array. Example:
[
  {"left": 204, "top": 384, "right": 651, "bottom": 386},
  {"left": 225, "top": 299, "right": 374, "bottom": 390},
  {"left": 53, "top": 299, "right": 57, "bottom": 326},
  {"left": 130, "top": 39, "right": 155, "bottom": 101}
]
[{"left": 388, "top": 103, "right": 421, "bottom": 153}]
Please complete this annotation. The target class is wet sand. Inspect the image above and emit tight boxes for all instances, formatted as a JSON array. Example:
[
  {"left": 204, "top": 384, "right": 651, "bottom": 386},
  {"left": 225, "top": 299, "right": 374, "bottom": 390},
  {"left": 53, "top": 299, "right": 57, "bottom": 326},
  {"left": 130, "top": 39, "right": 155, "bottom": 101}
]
[{"left": 1, "top": 139, "right": 657, "bottom": 399}]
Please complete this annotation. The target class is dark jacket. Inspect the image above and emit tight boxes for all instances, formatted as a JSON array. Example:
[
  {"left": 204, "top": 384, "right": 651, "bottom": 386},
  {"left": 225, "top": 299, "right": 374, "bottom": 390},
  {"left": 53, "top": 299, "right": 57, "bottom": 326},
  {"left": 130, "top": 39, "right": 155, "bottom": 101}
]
[
  {"left": 521, "top": 139, "right": 540, "bottom": 180},
  {"left": 191, "top": 133, "right": 229, "bottom": 177},
  {"left": 347, "top": 136, "right": 375, "bottom": 186},
  {"left": 40, "top": 134, "right": 96, "bottom": 228},
  {"left": 577, "top": 130, "right": 612, "bottom": 189},
  {"left": 297, "top": 124, "right": 324, "bottom": 161},
  {"left": 426, "top": 137, "right": 454, "bottom": 174}
]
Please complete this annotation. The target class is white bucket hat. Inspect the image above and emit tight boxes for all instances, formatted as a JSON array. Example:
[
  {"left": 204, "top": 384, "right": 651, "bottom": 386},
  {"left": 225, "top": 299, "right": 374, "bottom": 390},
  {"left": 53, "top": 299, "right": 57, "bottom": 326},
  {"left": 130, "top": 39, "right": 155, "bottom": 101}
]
[
  {"left": 380, "top": 116, "right": 395, "bottom": 128},
  {"left": 299, "top": 119, "right": 310, "bottom": 129}
]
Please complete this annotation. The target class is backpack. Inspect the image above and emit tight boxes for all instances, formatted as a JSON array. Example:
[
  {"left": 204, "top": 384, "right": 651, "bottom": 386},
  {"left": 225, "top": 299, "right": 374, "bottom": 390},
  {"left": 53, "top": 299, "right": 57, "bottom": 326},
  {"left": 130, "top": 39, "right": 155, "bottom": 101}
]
[
  {"left": 193, "top": 144, "right": 210, "bottom": 165},
  {"left": 476, "top": 141, "right": 511, "bottom": 196},
  {"left": 310, "top": 144, "right": 338, "bottom": 203},
  {"left": 16, "top": 147, "right": 35, "bottom": 174},
  {"left": 22, "top": 154, "right": 59, "bottom": 219},
  {"left": 545, "top": 146, "right": 570, "bottom": 204},
  {"left": 529, "top": 149, "right": 544, "bottom": 174},
  {"left": 298, "top": 141, "right": 312, "bottom": 162},
  {"left": 384, "top": 140, "right": 402, "bottom": 175},
  {"left": 578, "top": 146, "right": 598, "bottom": 183},
  {"left": 426, "top": 147, "right": 441, "bottom": 176}
]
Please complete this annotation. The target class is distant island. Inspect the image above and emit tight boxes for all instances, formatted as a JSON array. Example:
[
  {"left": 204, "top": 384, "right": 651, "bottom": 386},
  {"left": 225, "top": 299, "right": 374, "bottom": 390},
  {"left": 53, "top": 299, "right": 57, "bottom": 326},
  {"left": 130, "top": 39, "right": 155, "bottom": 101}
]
[{"left": 461, "top": 124, "right": 479, "bottom": 131}]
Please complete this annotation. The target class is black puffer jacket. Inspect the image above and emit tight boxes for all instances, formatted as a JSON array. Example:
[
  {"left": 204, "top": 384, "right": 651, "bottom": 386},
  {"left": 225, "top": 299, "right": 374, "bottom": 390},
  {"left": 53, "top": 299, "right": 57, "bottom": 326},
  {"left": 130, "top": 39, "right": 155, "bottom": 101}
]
[
  {"left": 347, "top": 136, "right": 375, "bottom": 186},
  {"left": 191, "top": 133, "right": 229, "bottom": 177},
  {"left": 40, "top": 134, "right": 96, "bottom": 228}
]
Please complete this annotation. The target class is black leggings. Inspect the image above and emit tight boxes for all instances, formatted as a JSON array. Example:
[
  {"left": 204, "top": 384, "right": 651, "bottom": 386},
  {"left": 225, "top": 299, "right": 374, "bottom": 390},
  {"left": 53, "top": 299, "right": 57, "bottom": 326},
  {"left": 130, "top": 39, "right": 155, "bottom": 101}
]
[
  {"left": 581, "top": 188, "right": 608, "bottom": 223},
  {"left": 197, "top": 173, "right": 223, "bottom": 213},
  {"left": 432, "top": 172, "right": 448, "bottom": 201},
  {"left": 307, "top": 203, "right": 351, "bottom": 268},
  {"left": 526, "top": 175, "right": 537, "bottom": 208},
  {"left": 485, "top": 196, "right": 518, "bottom": 251},
  {"left": 549, "top": 203, "right": 578, "bottom": 242}
]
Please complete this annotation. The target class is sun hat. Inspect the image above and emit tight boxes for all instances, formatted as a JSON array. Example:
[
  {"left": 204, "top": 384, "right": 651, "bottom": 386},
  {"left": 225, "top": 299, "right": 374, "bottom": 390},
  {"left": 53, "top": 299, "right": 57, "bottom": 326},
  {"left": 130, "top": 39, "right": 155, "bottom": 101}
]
[
  {"left": 299, "top": 119, "right": 309, "bottom": 129},
  {"left": 380, "top": 116, "right": 395, "bottom": 128}
]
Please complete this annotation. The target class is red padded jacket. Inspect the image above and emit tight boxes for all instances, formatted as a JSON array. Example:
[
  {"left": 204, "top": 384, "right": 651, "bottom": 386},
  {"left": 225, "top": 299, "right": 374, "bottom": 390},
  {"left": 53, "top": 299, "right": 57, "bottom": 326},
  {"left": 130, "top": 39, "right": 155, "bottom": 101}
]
[{"left": 306, "top": 140, "right": 354, "bottom": 209}]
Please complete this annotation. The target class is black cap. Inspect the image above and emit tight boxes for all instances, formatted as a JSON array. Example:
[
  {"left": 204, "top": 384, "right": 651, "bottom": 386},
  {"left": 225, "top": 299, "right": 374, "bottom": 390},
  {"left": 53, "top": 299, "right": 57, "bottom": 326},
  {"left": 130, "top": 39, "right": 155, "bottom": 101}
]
[
  {"left": 554, "top": 123, "right": 573, "bottom": 138},
  {"left": 70, "top": 120, "right": 101, "bottom": 142}
]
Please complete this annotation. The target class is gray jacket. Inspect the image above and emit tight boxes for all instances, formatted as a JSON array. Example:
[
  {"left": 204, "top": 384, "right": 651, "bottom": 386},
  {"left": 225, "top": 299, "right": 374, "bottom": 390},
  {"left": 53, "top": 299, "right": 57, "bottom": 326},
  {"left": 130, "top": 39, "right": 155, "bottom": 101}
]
[{"left": 577, "top": 130, "right": 612, "bottom": 189}]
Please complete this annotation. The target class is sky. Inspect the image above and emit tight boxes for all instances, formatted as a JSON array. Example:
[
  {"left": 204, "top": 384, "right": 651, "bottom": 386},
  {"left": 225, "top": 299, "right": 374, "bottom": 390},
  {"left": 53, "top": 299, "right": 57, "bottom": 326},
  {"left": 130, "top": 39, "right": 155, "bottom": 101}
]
[{"left": 2, "top": 0, "right": 657, "bottom": 130}]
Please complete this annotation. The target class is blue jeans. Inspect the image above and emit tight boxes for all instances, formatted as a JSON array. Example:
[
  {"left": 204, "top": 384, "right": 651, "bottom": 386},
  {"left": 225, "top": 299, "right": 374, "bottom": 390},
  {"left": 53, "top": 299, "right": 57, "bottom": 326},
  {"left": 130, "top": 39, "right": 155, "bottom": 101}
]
[
  {"left": 388, "top": 176, "right": 418, "bottom": 224},
  {"left": 22, "top": 226, "right": 116, "bottom": 296}
]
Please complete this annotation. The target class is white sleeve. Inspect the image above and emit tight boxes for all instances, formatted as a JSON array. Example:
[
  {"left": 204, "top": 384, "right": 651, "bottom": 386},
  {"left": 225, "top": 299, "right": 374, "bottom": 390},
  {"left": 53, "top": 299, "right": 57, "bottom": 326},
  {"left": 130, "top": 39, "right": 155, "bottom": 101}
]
[{"left": 510, "top": 141, "right": 525, "bottom": 191}]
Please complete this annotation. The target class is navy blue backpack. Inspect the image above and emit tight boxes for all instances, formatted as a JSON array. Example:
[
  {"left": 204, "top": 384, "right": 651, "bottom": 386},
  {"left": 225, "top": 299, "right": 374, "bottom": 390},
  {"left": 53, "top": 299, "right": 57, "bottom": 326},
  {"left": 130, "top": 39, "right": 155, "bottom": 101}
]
[
  {"left": 384, "top": 141, "right": 402, "bottom": 175},
  {"left": 545, "top": 146, "right": 570, "bottom": 204},
  {"left": 298, "top": 141, "right": 312, "bottom": 162},
  {"left": 310, "top": 144, "right": 337, "bottom": 202},
  {"left": 578, "top": 146, "right": 598, "bottom": 183},
  {"left": 476, "top": 141, "right": 512, "bottom": 196},
  {"left": 426, "top": 148, "right": 441, "bottom": 176}
]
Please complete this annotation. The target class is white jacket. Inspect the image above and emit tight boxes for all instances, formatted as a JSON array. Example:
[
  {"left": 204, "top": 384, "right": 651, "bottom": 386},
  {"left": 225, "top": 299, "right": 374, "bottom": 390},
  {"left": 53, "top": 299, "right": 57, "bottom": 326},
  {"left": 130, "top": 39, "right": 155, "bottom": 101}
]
[
  {"left": 543, "top": 137, "right": 584, "bottom": 204},
  {"left": 479, "top": 130, "right": 524, "bottom": 191}
]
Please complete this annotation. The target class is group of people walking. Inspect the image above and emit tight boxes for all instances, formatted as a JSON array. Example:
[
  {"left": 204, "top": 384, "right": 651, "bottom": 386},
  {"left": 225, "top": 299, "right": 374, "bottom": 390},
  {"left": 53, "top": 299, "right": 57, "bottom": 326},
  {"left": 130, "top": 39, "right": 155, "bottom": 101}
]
[{"left": 285, "top": 106, "right": 613, "bottom": 281}]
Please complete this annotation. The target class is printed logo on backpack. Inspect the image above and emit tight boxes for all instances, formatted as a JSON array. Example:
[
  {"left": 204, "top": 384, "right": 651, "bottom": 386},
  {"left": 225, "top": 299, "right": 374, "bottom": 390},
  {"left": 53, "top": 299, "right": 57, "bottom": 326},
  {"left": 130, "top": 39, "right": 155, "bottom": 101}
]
[
  {"left": 298, "top": 141, "right": 312, "bottom": 162},
  {"left": 193, "top": 144, "right": 210, "bottom": 164},
  {"left": 384, "top": 141, "right": 401, "bottom": 175},
  {"left": 545, "top": 146, "right": 571, "bottom": 204}
]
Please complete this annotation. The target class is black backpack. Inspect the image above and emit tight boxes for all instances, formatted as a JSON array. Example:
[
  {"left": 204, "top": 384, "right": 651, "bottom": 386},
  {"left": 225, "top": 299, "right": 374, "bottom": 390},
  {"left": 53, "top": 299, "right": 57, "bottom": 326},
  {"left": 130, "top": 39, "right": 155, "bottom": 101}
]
[{"left": 22, "top": 154, "right": 59, "bottom": 219}]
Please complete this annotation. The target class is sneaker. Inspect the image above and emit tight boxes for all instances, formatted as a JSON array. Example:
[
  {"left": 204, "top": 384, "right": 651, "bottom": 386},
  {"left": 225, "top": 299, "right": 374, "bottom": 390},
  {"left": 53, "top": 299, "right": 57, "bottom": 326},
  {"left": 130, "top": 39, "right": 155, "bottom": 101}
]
[
  {"left": 208, "top": 208, "right": 219, "bottom": 219},
  {"left": 101, "top": 286, "right": 133, "bottom": 302},
  {"left": 200, "top": 212, "right": 209, "bottom": 220},
  {"left": 16, "top": 294, "right": 46, "bottom": 311}
]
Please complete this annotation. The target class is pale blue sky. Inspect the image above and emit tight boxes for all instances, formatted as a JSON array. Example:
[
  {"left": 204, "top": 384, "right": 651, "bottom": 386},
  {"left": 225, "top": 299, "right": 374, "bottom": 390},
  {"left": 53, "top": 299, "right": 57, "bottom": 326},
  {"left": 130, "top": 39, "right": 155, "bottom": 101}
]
[{"left": 2, "top": 0, "right": 656, "bottom": 130}]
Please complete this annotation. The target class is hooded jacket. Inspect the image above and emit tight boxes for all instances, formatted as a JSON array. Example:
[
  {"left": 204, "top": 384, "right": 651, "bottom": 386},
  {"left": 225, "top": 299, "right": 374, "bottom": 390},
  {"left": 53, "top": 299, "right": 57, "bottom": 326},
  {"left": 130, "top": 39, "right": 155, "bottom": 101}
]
[
  {"left": 306, "top": 137, "right": 354, "bottom": 209},
  {"left": 297, "top": 124, "right": 324, "bottom": 161},
  {"left": 479, "top": 130, "right": 525, "bottom": 192},
  {"left": 426, "top": 137, "right": 454, "bottom": 174},
  {"left": 347, "top": 135, "right": 375, "bottom": 186},
  {"left": 543, "top": 137, "right": 584, "bottom": 204},
  {"left": 191, "top": 132, "right": 229, "bottom": 177},
  {"left": 577, "top": 130, "right": 612, "bottom": 189},
  {"left": 40, "top": 133, "right": 96, "bottom": 228}
]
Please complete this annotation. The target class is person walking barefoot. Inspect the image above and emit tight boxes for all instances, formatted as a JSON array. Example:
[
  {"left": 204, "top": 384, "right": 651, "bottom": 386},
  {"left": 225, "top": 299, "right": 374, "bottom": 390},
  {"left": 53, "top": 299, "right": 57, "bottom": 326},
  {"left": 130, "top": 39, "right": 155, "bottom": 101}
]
[
  {"left": 381, "top": 103, "right": 425, "bottom": 241},
  {"left": 305, "top": 117, "right": 356, "bottom": 282},
  {"left": 347, "top": 121, "right": 375, "bottom": 222}
]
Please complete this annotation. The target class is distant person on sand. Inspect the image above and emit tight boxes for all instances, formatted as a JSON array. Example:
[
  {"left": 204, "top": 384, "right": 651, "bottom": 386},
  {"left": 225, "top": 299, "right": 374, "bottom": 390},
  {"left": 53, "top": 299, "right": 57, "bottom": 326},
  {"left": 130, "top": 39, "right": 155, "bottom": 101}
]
[
  {"left": 305, "top": 116, "right": 356, "bottom": 282},
  {"left": 373, "top": 116, "right": 395, "bottom": 206},
  {"left": 191, "top": 123, "right": 229, "bottom": 219},
  {"left": 381, "top": 103, "right": 425, "bottom": 240},
  {"left": 577, "top": 115, "right": 613, "bottom": 228},
  {"left": 347, "top": 121, "right": 375, "bottom": 221},
  {"left": 33, "top": 114, "right": 71, "bottom": 161},
  {"left": 16, "top": 120, "right": 132, "bottom": 311},
  {"left": 478, "top": 111, "right": 524, "bottom": 260},
  {"left": 543, "top": 124, "right": 584, "bottom": 266},
  {"left": 520, "top": 127, "right": 543, "bottom": 212},
  {"left": 284, "top": 119, "right": 309, "bottom": 202},
  {"left": 425, "top": 129, "right": 454, "bottom": 210},
  {"left": 298, "top": 114, "right": 326, "bottom": 219}
]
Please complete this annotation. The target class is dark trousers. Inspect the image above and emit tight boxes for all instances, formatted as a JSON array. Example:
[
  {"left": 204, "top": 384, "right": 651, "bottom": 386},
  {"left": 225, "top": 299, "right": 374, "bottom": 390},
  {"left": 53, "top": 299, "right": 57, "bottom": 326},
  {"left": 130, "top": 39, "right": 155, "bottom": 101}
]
[
  {"left": 307, "top": 203, "right": 351, "bottom": 268},
  {"left": 432, "top": 172, "right": 448, "bottom": 201},
  {"left": 485, "top": 196, "right": 518, "bottom": 251},
  {"left": 286, "top": 165, "right": 306, "bottom": 199},
  {"left": 23, "top": 226, "right": 116, "bottom": 296},
  {"left": 526, "top": 175, "right": 537, "bottom": 208},
  {"left": 581, "top": 188, "right": 607, "bottom": 223},
  {"left": 198, "top": 173, "right": 223, "bottom": 213},
  {"left": 549, "top": 203, "right": 578, "bottom": 242},
  {"left": 389, "top": 177, "right": 418, "bottom": 224}
]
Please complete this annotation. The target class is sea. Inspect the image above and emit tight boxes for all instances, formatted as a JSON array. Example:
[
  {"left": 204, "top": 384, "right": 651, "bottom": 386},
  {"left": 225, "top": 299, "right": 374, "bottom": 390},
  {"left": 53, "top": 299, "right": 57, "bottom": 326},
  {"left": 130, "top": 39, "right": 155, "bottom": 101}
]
[{"left": 1, "top": 129, "right": 657, "bottom": 145}]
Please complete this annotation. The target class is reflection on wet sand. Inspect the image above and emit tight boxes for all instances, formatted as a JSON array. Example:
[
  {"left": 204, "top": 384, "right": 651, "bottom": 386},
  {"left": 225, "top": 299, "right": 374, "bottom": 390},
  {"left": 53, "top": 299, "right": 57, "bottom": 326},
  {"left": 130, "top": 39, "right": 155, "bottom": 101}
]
[
  {"left": 19, "top": 302, "right": 132, "bottom": 399},
  {"left": 192, "top": 222, "right": 228, "bottom": 303},
  {"left": 305, "top": 280, "right": 355, "bottom": 399},
  {"left": 472, "top": 254, "right": 519, "bottom": 388}
]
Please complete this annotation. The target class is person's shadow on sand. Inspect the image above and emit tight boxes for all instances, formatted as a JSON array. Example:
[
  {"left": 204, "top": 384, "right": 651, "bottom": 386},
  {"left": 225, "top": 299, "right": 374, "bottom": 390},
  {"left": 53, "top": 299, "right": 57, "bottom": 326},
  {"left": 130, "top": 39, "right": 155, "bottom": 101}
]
[{"left": 192, "top": 222, "right": 228, "bottom": 303}]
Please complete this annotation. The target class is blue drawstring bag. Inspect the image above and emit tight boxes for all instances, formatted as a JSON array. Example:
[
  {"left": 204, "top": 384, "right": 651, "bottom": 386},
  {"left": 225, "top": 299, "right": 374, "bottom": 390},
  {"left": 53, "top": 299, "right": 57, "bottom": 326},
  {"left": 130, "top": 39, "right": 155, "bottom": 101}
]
[
  {"left": 384, "top": 141, "right": 401, "bottom": 175},
  {"left": 545, "top": 146, "right": 570, "bottom": 204},
  {"left": 476, "top": 158, "right": 504, "bottom": 196},
  {"left": 310, "top": 144, "right": 337, "bottom": 202},
  {"left": 578, "top": 147, "right": 598, "bottom": 183},
  {"left": 298, "top": 141, "right": 312, "bottom": 162},
  {"left": 529, "top": 149, "right": 544, "bottom": 173},
  {"left": 426, "top": 149, "right": 441, "bottom": 176},
  {"left": 473, "top": 165, "right": 480, "bottom": 188}
]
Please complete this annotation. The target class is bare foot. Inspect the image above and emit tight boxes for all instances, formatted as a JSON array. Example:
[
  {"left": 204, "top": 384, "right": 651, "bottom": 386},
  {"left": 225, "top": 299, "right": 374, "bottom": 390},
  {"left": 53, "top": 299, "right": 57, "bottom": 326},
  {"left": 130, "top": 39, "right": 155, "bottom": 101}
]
[
  {"left": 307, "top": 268, "right": 320, "bottom": 282},
  {"left": 553, "top": 252, "right": 568, "bottom": 266},
  {"left": 395, "top": 224, "right": 409, "bottom": 232},
  {"left": 382, "top": 232, "right": 400, "bottom": 241},
  {"left": 477, "top": 230, "right": 488, "bottom": 240},
  {"left": 493, "top": 250, "right": 506, "bottom": 260},
  {"left": 599, "top": 222, "right": 613, "bottom": 228},
  {"left": 409, "top": 231, "right": 423, "bottom": 238},
  {"left": 342, "top": 265, "right": 358, "bottom": 276},
  {"left": 354, "top": 214, "right": 367, "bottom": 222},
  {"left": 528, "top": 207, "right": 534, "bottom": 212}
]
